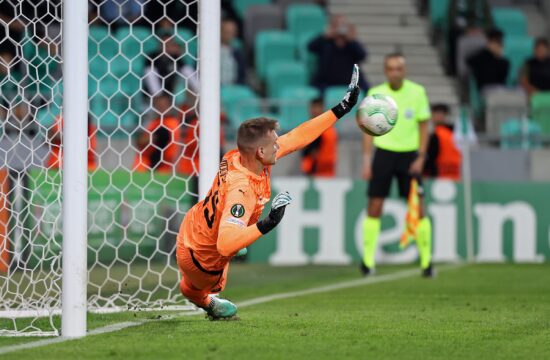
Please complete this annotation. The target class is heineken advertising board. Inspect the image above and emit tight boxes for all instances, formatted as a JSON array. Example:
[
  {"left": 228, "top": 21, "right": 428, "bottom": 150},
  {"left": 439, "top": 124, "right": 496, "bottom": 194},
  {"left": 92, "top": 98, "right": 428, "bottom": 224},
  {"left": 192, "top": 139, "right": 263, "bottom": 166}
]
[
  {"left": 250, "top": 178, "right": 550, "bottom": 264},
  {"left": 27, "top": 172, "right": 549, "bottom": 264}
]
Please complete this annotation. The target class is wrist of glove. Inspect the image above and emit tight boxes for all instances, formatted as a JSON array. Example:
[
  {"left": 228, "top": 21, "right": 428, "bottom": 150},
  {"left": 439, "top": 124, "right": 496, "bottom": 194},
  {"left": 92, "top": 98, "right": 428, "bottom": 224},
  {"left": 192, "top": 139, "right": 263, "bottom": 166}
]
[{"left": 256, "top": 191, "right": 292, "bottom": 235}]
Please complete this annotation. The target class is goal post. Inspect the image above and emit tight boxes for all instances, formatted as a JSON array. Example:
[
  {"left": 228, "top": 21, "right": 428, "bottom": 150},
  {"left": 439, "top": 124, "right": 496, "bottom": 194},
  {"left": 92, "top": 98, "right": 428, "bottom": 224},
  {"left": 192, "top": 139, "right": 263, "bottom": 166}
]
[
  {"left": 198, "top": 0, "right": 221, "bottom": 200},
  {"left": 61, "top": 0, "right": 88, "bottom": 338}
]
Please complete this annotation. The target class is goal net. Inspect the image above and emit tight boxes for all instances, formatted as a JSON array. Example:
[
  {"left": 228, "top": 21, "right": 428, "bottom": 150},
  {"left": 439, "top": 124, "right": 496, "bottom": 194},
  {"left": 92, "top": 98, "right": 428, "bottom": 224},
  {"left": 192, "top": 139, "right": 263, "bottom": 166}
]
[{"left": 0, "top": 0, "right": 200, "bottom": 336}]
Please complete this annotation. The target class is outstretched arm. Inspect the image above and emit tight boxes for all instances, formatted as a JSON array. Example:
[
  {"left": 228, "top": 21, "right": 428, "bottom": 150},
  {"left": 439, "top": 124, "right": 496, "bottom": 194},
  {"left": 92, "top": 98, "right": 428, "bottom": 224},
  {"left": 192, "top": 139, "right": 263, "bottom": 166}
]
[
  {"left": 276, "top": 64, "right": 360, "bottom": 159},
  {"left": 276, "top": 110, "right": 338, "bottom": 159}
]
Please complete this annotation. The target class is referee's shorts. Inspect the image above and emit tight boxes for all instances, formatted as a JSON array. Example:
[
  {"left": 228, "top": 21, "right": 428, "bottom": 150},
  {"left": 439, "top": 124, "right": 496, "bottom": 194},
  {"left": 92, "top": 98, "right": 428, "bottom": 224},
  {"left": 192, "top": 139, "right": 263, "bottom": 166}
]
[{"left": 367, "top": 148, "right": 422, "bottom": 199}]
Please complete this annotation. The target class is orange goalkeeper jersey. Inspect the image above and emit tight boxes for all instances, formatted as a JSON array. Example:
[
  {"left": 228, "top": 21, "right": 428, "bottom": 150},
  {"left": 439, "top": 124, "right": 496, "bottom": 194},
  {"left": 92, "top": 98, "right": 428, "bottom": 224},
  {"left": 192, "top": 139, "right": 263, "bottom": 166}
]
[{"left": 177, "top": 110, "right": 338, "bottom": 271}]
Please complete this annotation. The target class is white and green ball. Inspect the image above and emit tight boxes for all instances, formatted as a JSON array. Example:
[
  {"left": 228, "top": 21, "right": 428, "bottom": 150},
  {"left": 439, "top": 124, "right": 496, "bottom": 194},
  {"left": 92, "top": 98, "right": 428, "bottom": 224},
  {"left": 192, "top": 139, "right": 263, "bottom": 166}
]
[{"left": 356, "top": 94, "right": 398, "bottom": 136}]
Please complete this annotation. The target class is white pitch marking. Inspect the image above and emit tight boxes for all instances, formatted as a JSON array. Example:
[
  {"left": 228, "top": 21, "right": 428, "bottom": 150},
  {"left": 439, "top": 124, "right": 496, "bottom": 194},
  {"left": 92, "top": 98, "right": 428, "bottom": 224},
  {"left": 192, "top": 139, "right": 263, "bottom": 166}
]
[{"left": 0, "top": 264, "right": 464, "bottom": 355}]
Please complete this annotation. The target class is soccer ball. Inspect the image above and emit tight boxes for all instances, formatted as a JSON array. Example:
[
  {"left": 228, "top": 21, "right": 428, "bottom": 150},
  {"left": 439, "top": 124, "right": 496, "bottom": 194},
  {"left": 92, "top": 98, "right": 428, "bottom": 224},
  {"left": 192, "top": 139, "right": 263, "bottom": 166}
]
[{"left": 356, "top": 94, "right": 398, "bottom": 136}]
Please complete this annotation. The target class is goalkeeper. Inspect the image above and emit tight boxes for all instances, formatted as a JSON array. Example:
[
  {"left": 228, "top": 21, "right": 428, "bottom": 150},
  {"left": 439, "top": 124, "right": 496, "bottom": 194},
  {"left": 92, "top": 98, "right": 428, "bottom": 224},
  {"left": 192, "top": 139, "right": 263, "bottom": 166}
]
[{"left": 176, "top": 65, "right": 360, "bottom": 320}]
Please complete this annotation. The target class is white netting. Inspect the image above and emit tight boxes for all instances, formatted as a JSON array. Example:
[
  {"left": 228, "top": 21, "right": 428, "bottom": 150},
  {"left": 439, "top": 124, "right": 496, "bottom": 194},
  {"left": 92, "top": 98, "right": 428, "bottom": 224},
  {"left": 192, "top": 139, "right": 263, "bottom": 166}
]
[{"left": 0, "top": 0, "right": 200, "bottom": 336}]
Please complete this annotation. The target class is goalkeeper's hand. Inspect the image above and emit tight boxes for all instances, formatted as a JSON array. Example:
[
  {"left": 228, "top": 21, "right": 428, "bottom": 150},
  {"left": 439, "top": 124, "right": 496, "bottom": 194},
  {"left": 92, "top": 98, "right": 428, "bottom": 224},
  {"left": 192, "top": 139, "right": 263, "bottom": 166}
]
[
  {"left": 256, "top": 191, "right": 292, "bottom": 235},
  {"left": 331, "top": 64, "right": 360, "bottom": 119}
]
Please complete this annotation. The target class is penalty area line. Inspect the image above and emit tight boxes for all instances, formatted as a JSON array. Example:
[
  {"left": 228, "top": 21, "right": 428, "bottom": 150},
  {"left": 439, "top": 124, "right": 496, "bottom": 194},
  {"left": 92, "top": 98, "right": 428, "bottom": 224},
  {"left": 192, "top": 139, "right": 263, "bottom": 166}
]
[{"left": 0, "top": 263, "right": 464, "bottom": 355}]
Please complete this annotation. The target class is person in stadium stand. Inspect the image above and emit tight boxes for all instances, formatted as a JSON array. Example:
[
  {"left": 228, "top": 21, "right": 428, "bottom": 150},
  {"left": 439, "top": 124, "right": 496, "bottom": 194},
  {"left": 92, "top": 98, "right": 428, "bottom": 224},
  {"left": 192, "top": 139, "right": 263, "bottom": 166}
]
[
  {"left": 423, "top": 104, "right": 462, "bottom": 181},
  {"left": 133, "top": 92, "right": 182, "bottom": 173},
  {"left": 520, "top": 37, "right": 550, "bottom": 97},
  {"left": 308, "top": 15, "right": 369, "bottom": 92},
  {"left": 301, "top": 98, "right": 338, "bottom": 177}
]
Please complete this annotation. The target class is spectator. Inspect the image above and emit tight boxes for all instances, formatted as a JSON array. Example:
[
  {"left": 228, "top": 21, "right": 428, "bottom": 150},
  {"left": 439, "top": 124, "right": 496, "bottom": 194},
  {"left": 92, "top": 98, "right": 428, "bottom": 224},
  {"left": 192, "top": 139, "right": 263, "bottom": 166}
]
[
  {"left": 447, "top": 0, "right": 493, "bottom": 75},
  {"left": 177, "top": 107, "right": 227, "bottom": 178},
  {"left": 220, "top": 18, "right": 246, "bottom": 85},
  {"left": 520, "top": 38, "right": 550, "bottom": 97},
  {"left": 308, "top": 15, "right": 369, "bottom": 92},
  {"left": 143, "top": 33, "right": 199, "bottom": 100},
  {"left": 133, "top": 93, "right": 182, "bottom": 173},
  {"left": 423, "top": 104, "right": 462, "bottom": 180},
  {"left": 301, "top": 98, "right": 338, "bottom": 177},
  {"left": 45, "top": 115, "right": 98, "bottom": 171},
  {"left": 467, "top": 29, "right": 509, "bottom": 93}
]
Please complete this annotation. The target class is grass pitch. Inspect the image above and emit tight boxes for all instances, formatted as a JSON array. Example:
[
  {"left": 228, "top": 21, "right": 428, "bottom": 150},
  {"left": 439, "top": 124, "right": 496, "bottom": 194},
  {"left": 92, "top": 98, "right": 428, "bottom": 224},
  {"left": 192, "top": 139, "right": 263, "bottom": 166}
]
[{"left": 0, "top": 263, "right": 549, "bottom": 359}]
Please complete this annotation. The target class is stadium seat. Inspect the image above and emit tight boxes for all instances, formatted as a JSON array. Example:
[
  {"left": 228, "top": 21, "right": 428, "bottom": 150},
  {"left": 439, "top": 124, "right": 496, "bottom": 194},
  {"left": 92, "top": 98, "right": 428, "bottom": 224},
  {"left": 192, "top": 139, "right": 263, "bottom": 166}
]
[
  {"left": 286, "top": 4, "right": 327, "bottom": 40},
  {"left": 266, "top": 62, "right": 308, "bottom": 98},
  {"left": 492, "top": 7, "right": 527, "bottom": 37},
  {"left": 89, "top": 26, "right": 109, "bottom": 56},
  {"left": 504, "top": 35, "right": 534, "bottom": 85},
  {"left": 278, "top": 86, "right": 320, "bottom": 130},
  {"left": 324, "top": 86, "right": 365, "bottom": 132},
  {"left": 255, "top": 31, "right": 296, "bottom": 79},
  {"left": 500, "top": 118, "right": 542, "bottom": 149},
  {"left": 244, "top": 5, "right": 284, "bottom": 50},
  {"left": 276, "top": 0, "right": 318, "bottom": 11},
  {"left": 116, "top": 27, "right": 158, "bottom": 60},
  {"left": 530, "top": 92, "right": 550, "bottom": 135},
  {"left": 233, "top": 0, "right": 272, "bottom": 19},
  {"left": 89, "top": 26, "right": 118, "bottom": 59},
  {"left": 221, "top": 85, "right": 262, "bottom": 126},
  {"left": 175, "top": 28, "right": 198, "bottom": 66},
  {"left": 485, "top": 88, "right": 528, "bottom": 136},
  {"left": 429, "top": 0, "right": 450, "bottom": 31}
]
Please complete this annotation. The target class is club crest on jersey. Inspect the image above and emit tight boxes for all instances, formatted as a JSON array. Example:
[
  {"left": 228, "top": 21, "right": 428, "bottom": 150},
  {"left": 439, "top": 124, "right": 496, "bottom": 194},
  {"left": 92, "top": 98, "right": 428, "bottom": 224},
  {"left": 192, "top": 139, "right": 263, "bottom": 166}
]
[{"left": 230, "top": 204, "right": 245, "bottom": 218}]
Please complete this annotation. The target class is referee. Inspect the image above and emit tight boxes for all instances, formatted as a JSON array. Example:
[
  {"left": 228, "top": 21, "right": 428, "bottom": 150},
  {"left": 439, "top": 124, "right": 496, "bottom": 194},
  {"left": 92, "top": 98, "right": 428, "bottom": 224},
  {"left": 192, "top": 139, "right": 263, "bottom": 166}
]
[{"left": 359, "top": 53, "right": 433, "bottom": 277}]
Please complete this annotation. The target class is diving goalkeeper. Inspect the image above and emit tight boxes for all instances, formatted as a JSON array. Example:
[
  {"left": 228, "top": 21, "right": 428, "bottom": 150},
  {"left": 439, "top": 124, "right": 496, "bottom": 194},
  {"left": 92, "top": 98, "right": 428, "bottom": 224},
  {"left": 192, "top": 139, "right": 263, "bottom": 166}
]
[{"left": 176, "top": 65, "right": 360, "bottom": 320}]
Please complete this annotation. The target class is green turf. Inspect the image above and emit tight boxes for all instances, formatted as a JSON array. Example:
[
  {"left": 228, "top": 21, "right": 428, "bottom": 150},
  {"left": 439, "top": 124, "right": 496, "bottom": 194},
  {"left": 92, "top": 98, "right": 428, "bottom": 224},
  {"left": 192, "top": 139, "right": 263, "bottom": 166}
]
[{"left": 1, "top": 264, "right": 549, "bottom": 359}]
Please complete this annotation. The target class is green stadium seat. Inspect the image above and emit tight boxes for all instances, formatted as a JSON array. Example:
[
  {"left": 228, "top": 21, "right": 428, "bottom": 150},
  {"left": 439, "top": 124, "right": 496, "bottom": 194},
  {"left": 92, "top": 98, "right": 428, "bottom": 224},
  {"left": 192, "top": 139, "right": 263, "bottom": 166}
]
[
  {"left": 110, "top": 55, "right": 145, "bottom": 78},
  {"left": 221, "top": 85, "right": 262, "bottom": 126},
  {"left": 266, "top": 61, "right": 308, "bottom": 98},
  {"left": 233, "top": 0, "right": 271, "bottom": 19},
  {"left": 116, "top": 26, "right": 158, "bottom": 60},
  {"left": 429, "top": 0, "right": 450, "bottom": 31},
  {"left": 89, "top": 27, "right": 118, "bottom": 60},
  {"left": 21, "top": 31, "right": 60, "bottom": 99},
  {"left": 36, "top": 107, "right": 58, "bottom": 130},
  {"left": 255, "top": 31, "right": 296, "bottom": 79},
  {"left": 278, "top": 86, "right": 320, "bottom": 131},
  {"left": 530, "top": 92, "right": 550, "bottom": 135},
  {"left": 286, "top": 4, "right": 326, "bottom": 40},
  {"left": 504, "top": 35, "right": 534, "bottom": 85},
  {"left": 175, "top": 28, "right": 198, "bottom": 66},
  {"left": 492, "top": 8, "right": 527, "bottom": 37},
  {"left": 500, "top": 118, "right": 542, "bottom": 149},
  {"left": 323, "top": 86, "right": 365, "bottom": 129}
]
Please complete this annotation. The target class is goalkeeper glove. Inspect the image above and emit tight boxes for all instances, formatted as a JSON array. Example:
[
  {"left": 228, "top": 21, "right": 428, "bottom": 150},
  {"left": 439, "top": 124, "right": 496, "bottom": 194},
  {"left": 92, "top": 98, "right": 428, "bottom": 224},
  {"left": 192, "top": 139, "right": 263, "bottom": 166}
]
[
  {"left": 331, "top": 63, "right": 360, "bottom": 119},
  {"left": 256, "top": 191, "right": 292, "bottom": 235}
]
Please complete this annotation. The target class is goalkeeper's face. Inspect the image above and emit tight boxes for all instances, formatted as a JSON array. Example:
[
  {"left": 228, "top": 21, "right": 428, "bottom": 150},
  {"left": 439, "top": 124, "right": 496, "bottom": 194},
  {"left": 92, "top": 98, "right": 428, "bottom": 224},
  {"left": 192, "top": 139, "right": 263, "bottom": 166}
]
[{"left": 257, "top": 130, "right": 280, "bottom": 165}]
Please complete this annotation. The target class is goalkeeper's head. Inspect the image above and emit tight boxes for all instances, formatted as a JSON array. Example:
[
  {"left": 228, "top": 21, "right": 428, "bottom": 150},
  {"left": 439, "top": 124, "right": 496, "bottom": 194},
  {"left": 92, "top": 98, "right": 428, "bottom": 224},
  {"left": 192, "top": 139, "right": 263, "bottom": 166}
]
[{"left": 237, "top": 117, "right": 280, "bottom": 166}]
